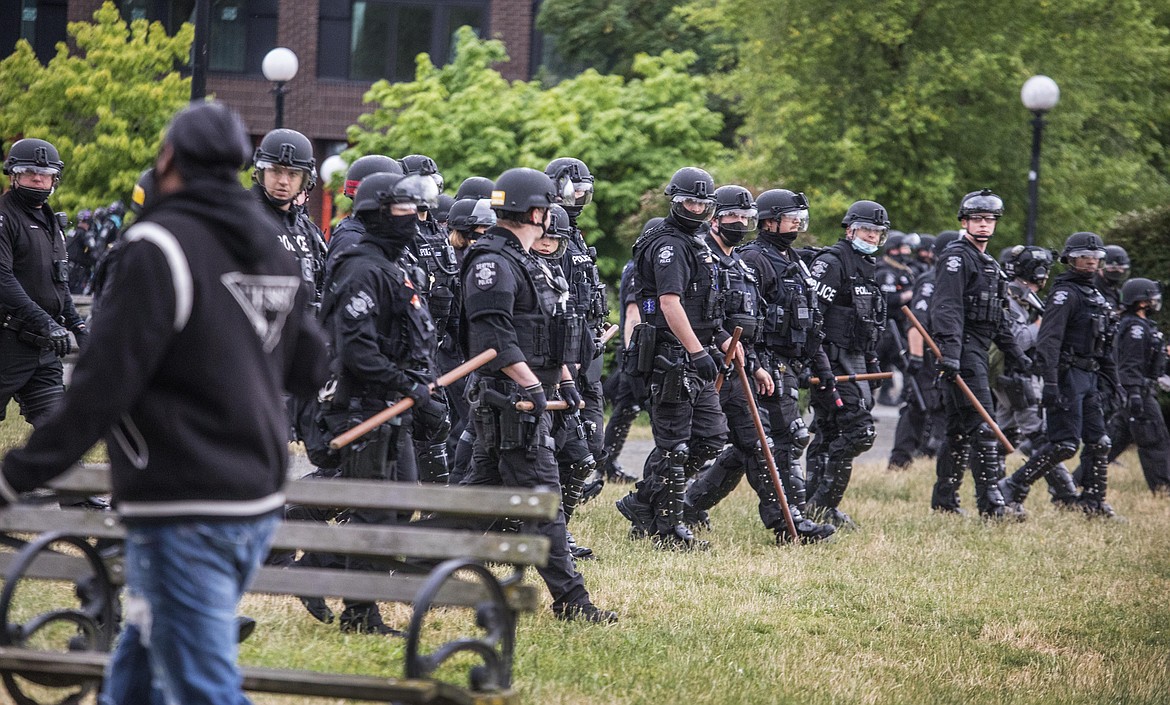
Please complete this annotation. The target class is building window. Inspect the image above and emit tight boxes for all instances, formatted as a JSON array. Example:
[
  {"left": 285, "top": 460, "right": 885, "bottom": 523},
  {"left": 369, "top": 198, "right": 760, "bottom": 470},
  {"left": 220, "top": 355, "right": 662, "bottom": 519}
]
[
  {"left": 117, "top": 0, "right": 277, "bottom": 75},
  {"left": 318, "top": 0, "right": 489, "bottom": 82},
  {"left": 0, "top": 0, "right": 67, "bottom": 64}
]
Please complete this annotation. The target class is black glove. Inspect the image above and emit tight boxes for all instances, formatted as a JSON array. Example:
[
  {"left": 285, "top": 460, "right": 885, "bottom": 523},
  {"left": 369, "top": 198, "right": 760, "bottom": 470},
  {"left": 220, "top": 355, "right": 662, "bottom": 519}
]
[
  {"left": 405, "top": 382, "right": 432, "bottom": 405},
  {"left": 1128, "top": 394, "right": 1144, "bottom": 418},
  {"left": 1042, "top": 383, "right": 1061, "bottom": 409},
  {"left": 865, "top": 358, "right": 882, "bottom": 391},
  {"left": 520, "top": 383, "right": 548, "bottom": 417},
  {"left": 559, "top": 379, "right": 583, "bottom": 410},
  {"left": 815, "top": 370, "right": 837, "bottom": 394},
  {"left": 70, "top": 322, "right": 89, "bottom": 353},
  {"left": 906, "top": 354, "right": 923, "bottom": 376},
  {"left": 938, "top": 358, "right": 960, "bottom": 381},
  {"left": 1011, "top": 352, "right": 1033, "bottom": 375},
  {"left": 797, "top": 368, "right": 812, "bottom": 389},
  {"left": 46, "top": 322, "right": 71, "bottom": 357},
  {"left": 689, "top": 350, "right": 719, "bottom": 384}
]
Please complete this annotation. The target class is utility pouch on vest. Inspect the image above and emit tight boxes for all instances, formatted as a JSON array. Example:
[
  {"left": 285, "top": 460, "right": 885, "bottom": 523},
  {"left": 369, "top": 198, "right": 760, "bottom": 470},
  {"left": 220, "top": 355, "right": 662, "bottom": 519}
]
[
  {"left": 630, "top": 323, "right": 657, "bottom": 375},
  {"left": 998, "top": 374, "right": 1037, "bottom": 408}
]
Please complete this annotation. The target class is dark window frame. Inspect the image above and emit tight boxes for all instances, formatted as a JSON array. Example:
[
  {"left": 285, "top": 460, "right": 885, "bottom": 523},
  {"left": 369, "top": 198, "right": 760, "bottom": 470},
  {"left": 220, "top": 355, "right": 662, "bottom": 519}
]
[
  {"left": 317, "top": 0, "right": 490, "bottom": 82},
  {"left": 117, "top": 0, "right": 277, "bottom": 76}
]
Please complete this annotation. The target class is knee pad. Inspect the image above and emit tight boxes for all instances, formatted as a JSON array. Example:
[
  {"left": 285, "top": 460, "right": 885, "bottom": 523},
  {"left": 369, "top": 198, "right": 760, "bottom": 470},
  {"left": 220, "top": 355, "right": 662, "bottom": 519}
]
[
  {"left": 690, "top": 438, "right": 724, "bottom": 466},
  {"left": 977, "top": 423, "right": 999, "bottom": 443},
  {"left": 845, "top": 425, "right": 876, "bottom": 456},
  {"left": 789, "top": 418, "right": 811, "bottom": 451},
  {"left": 19, "top": 385, "right": 64, "bottom": 427},
  {"left": 1048, "top": 441, "right": 1080, "bottom": 463}
]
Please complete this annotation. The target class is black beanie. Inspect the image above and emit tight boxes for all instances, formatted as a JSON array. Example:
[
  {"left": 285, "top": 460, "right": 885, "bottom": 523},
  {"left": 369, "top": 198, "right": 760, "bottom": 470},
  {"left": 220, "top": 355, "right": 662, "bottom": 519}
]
[{"left": 164, "top": 101, "right": 251, "bottom": 179}]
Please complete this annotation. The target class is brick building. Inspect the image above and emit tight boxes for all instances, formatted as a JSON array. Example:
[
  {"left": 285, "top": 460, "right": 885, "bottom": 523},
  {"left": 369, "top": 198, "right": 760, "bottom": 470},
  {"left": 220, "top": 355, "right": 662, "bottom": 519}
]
[{"left": 2, "top": 0, "right": 541, "bottom": 203}]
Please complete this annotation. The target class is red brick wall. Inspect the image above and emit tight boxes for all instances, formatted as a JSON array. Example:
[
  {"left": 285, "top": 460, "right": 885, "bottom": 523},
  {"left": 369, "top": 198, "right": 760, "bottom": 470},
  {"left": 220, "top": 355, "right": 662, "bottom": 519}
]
[
  {"left": 490, "top": 0, "right": 531, "bottom": 81},
  {"left": 68, "top": 0, "right": 104, "bottom": 23}
]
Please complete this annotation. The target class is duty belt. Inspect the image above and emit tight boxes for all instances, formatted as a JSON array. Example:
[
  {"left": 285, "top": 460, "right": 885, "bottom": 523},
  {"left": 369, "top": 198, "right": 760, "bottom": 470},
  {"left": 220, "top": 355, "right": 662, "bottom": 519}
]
[{"left": 1061, "top": 352, "right": 1100, "bottom": 372}]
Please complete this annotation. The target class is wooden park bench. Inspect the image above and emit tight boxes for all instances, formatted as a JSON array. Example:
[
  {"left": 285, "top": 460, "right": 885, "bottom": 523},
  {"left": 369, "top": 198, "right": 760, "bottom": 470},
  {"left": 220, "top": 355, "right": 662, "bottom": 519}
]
[{"left": 0, "top": 463, "right": 557, "bottom": 704}]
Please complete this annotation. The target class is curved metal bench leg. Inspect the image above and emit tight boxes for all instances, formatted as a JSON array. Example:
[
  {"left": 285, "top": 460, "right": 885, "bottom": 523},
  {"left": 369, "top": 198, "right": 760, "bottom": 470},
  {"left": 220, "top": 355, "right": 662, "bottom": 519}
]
[
  {"left": 0, "top": 533, "right": 116, "bottom": 705},
  {"left": 405, "top": 558, "right": 517, "bottom": 693}
]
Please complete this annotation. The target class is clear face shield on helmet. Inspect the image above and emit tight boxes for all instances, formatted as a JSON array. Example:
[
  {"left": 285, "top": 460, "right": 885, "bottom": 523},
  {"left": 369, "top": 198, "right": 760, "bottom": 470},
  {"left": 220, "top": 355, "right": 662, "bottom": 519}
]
[
  {"left": 671, "top": 194, "right": 716, "bottom": 223},
  {"left": 849, "top": 223, "right": 889, "bottom": 254},
  {"left": 470, "top": 198, "right": 497, "bottom": 227},
  {"left": 783, "top": 208, "right": 810, "bottom": 233},
  {"left": 1065, "top": 248, "right": 1104, "bottom": 273},
  {"left": 715, "top": 207, "right": 759, "bottom": 236}
]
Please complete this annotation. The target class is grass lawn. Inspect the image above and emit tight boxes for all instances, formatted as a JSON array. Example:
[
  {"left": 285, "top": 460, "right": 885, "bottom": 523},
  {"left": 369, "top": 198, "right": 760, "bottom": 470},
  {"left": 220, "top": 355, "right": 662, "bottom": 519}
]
[{"left": 1, "top": 402, "right": 1167, "bottom": 704}]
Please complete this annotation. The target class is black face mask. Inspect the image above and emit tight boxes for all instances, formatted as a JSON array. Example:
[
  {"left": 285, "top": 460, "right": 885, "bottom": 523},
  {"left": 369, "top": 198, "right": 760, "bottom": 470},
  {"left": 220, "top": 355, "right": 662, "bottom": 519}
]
[
  {"left": 765, "top": 229, "right": 798, "bottom": 248},
  {"left": 12, "top": 186, "right": 52, "bottom": 210},
  {"left": 365, "top": 212, "right": 419, "bottom": 249},
  {"left": 718, "top": 226, "right": 747, "bottom": 246}
]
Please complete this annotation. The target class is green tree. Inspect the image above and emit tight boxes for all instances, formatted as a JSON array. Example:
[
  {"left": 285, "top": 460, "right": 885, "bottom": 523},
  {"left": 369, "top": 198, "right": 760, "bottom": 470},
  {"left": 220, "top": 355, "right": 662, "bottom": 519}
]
[
  {"left": 347, "top": 28, "right": 726, "bottom": 277},
  {"left": 535, "top": 0, "right": 728, "bottom": 80},
  {"left": 692, "top": 0, "right": 1170, "bottom": 248},
  {"left": 0, "top": 2, "right": 192, "bottom": 216}
]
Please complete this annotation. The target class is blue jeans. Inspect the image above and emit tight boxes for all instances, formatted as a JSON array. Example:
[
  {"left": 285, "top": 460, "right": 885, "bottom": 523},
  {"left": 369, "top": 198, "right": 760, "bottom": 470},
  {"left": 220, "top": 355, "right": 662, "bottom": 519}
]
[{"left": 99, "top": 514, "right": 278, "bottom": 705}]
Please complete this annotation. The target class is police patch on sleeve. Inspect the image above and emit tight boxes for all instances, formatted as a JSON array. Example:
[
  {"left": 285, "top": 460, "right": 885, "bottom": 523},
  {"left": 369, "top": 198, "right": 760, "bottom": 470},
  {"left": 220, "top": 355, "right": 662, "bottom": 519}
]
[
  {"left": 1052, "top": 291, "right": 1068, "bottom": 305},
  {"left": 657, "top": 245, "right": 674, "bottom": 266},
  {"left": 344, "top": 291, "right": 375, "bottom": 319},
  {"left": 1131, "top": 324, "right": 1145, "bottom": 339},
  {"left": 945, "top": 256, "right": 961, "bottom": 273},
  {"left": 474, "top": 261, "right": 498, "bottom": 290},
  {"left": 810, "top": 260, "right": 828, "bottom": 279}
]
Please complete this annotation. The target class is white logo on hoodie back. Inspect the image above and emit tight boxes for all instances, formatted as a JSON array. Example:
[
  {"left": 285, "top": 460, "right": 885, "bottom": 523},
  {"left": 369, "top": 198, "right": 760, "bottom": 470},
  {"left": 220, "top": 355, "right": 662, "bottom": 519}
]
[{"left": 220, "top": 273, "right": 300, "bottom": 352}]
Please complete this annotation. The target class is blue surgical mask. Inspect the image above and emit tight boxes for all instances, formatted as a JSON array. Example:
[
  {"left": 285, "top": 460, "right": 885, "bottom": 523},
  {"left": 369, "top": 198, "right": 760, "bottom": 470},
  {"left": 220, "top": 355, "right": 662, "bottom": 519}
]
[{"left": 851, "top": 238, "right": 879, "bottom": 255}]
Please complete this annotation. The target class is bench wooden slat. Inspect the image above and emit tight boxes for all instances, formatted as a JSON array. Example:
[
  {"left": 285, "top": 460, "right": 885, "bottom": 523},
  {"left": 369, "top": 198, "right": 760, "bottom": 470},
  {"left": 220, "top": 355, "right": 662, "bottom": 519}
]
[
  {"left": 45, "top": 465, "right": 559, "bottom": 521},
  {"left": 0, "top": 553, "right": 542, "bottom": 613},
  {"left": 0, "top": 648, "right": 518, "bottom": 704},
  {"left": 0, "top": 508, "right": 550, "bottom": 567}
]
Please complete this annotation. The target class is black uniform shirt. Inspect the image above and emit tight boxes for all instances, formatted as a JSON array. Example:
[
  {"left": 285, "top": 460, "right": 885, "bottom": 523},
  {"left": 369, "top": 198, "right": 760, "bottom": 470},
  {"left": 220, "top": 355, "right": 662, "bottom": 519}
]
[
  {"left": 930, "top": 236, "right": 1021, "bottom": 363},
  {"left": 0, "top": 190, "right": 81, "bottom": 331},
  {"left": 1034, "top": 270, "right": 1117, "bottom": 385}
]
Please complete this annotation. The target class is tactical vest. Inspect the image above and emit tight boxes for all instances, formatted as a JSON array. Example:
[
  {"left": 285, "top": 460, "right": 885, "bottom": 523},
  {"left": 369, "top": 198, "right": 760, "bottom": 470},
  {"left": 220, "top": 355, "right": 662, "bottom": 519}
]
[
  {"left": 740, "top": 240, "right": 819, "bottom": 357},
  {"left": 818, "top": 243, "right": 885, "bottom": 353},
  {"left": 712, "top": 248, "right": 763, "bottom": 343},
  {"left": 1062, "top": 281, "right": 1111, "bottom": 358},
  {"left": 1121, "top": 313, "right": 1167, "bottom": 379},
  {"left": 634, "top": 224, "right": 722, "bottom": 343},
  {"left": 464, "top": 234, "right": 563, "bottom": 371},
  {"left": 963, "top": 249, "right": 1008, "bottom": 330},
  {"left": 414, "top": 220, "right": 461, "bottom": 334},
  {"left": 544, "top": 259, "right": 584, "bottom": 366},
  {"left": 561, "top": 231, "right": 605, "bottom": 357}
]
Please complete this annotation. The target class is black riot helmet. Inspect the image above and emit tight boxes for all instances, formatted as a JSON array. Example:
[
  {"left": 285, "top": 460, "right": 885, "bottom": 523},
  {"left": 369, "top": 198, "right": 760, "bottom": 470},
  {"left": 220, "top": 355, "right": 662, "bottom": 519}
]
[
  {"left": 491, "top": 167, "right": 558, "bottom": 222},
  {"left": 934, "top": 230, "right": 962, "bottom": 255},
  {"left": 434, "top": 194, "right": 454, "bottom": 224},
  {"left": 711, "top": 185, "right": 758, "bottom": 243},
  {"left": 883, "top": 231, "right": 906, "bottom": 254},
  {"left": 448, "top": 197, "right": 497, "bottom": 232},
  {"left": 130, "top": 168, "right": 157, "bottom": 217},
  {"left": 1060, "top": 231, "right": 1106, "bottom": 264},
  {"left": 1003, "top": 245, "right": 1055, "bottom": 286},
  {"left": 755, "top": 189, "right": 809, "bottom": 232},
  {"left": 916, "top": 234, "right": 936, "bottom": 255},
  {"left": 958, "top": 188, "right": 1004, "bottom": 220},
  {"left": 841, "top": 199, "right": 891, "bottom": 254},
  {"left": 253, "top": 128, "right": 316, "bottom": 201},
  {"left": 455, "top": 176, "right": 495, "bottom": 201},
  {"left": 352, "top": 172, "right": 440, "bottom": 214},
  {"left": 344, "top": 155, "right": 402, "bottom": 197},
  {"left": 544, "top": 157, "right": 594, "bottom": 216},
  {"left": 1102, "top": 244, "right": 1131, "bottom": 284},
  {"left": 4, "top": 138, "right": 64, "bottom": 179},
  {"left": 400, "top": 154, "right": 443, "bottom": 193},
  {"left": 1121, "top": 278, "right": 1162, "bottom": 311},
  {"left": 664, "top": 166, "right": 716, "bottom": 228}
]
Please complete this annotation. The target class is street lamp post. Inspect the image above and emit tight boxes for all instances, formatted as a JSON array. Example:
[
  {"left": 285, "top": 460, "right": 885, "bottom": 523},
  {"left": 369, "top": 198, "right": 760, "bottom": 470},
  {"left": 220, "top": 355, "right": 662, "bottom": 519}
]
[
  {"left": 262, "top": 48, "right": 299, "bottom": 129},
  {"left": 1020, "top": 75, "right": 1060, "bottom": 246}
]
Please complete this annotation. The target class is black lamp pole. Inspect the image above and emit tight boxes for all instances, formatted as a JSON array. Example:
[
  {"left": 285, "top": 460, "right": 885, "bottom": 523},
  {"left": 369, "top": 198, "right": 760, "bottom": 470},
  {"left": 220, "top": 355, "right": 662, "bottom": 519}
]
[
  {"left": 273, "top": 81, "right": 288, "bottom": 129},
  {"left": 1024, "top": 110, "right": 1046, "bottom": 247},
  {"left": 190, "top": 0, "right": 210, "bottom": 101}
]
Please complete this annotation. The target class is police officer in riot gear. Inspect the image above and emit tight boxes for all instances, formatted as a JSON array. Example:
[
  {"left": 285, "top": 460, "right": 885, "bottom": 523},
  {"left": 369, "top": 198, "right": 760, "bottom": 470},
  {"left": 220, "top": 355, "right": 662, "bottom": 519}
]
[
  {"left": 617, "top": 166, "right": 732, "bottom": 550},
  {"left": 803, "top": 200, "right": 889, "bottom": 527},
  {"left": 399, "top": 154, "right": 460, "bottom": 485},
  {"left": 325, "top": 154, "right": 404, "bottom": 281},
  {"left": 1097, "top": 244, "right": 1130, "bottom": 312},
  {"left": 887, "top": 231, "right": 961, "bottom": 469},
  {"left": 681, "top": 186, "right": 834, "bottom": 543},
  {"left": 928, "top": 189, "right": 1030, "bottom": 519},
  {"left": 730, "top": 188, "right": 836, "bottom": 542},
  {"left": 252, "top": 129, "right": 327, "bottom": 307},
  {"left": 447, "top": 198, "right": 496, "bottom": 256},
  {"left": 0, "top": 138, "right": 87, "bottom": 426},
  {"left": 531, "top": 203, "right": 596, "bottom": 558},
  {"left": 1000, "top": 232, "right": 1120, "bottom": 518},
  {"left": 874, "top": 232, "right": 917, "bottom": 407},
  {"left": 317, "top": 171, "right": 441, "bottom": 633},
  {"left": 461, "top": 167, "right": 615, "bottom": 623},
  {"left": 544, "top": 158, "right": 609, "bottom": 477},
  {"left": 1107, "top": 278, "right": 1170, "bottom": 493},
  {"left": 992, "top": 246, "right": 1079, "bottom": 507}
]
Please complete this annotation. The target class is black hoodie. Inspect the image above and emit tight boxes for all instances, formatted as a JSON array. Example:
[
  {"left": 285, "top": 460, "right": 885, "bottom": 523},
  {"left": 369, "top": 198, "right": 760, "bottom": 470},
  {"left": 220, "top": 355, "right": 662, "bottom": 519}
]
[{"left": 0, "top": 178, "right": 329, "bottom": 521}]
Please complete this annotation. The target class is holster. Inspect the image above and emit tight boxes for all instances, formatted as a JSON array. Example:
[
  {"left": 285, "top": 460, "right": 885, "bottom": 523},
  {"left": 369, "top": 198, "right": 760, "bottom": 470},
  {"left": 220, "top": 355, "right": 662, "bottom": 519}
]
[
  {"left": 998, "top": 374, "right": 1038, "bottom": 408},
  {"left": 475, "top": 382, "right": 537, "bottom": 452}
]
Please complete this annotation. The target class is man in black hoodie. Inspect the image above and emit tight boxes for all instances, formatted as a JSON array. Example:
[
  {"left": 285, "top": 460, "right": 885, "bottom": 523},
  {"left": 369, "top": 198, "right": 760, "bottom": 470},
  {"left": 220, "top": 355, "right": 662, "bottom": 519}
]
[{"left": 0, "top": 101, "right": 329, "bottom": 705}]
